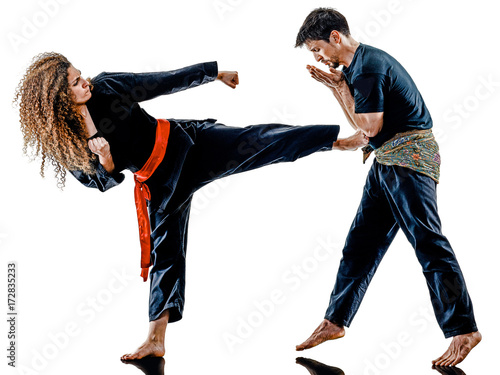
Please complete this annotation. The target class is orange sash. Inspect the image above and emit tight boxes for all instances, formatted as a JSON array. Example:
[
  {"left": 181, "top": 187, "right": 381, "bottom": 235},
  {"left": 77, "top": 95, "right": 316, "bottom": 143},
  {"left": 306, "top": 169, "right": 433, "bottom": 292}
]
[{"left": 133, "top": 119, "right": 170, "bottom": 281}]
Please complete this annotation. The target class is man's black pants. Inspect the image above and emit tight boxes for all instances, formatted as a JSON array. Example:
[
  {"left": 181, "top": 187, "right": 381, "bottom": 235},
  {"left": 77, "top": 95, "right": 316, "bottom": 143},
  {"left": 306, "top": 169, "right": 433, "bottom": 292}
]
[{"left": 325, "top": 160, "right": 477, "bottom": 338}]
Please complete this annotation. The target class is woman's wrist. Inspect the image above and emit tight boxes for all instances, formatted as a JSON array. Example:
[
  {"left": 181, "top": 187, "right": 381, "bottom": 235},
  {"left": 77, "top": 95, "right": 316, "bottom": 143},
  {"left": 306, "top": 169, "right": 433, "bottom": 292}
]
[{"left": 99, "top": 154, "right": 115, "bottom": 173}]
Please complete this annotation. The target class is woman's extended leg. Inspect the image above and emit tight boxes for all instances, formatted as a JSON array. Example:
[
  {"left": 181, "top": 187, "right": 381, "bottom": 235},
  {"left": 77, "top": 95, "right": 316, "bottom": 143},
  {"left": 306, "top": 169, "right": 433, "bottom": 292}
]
[{"left": 185, "top": 122, "right": 340, "bottom": 187}]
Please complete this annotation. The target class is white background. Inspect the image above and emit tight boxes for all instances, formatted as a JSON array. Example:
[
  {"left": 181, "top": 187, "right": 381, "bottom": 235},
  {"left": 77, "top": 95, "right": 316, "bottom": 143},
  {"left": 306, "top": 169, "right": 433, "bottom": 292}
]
[{"left": 1, "top": 0, "right": 498, "bottom": 374}]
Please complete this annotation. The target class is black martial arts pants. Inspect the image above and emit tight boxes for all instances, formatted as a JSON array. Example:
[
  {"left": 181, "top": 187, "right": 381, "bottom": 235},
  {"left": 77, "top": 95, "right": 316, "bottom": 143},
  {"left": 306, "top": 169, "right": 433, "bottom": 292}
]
[
  {"left": 147, "top": 121, "right": 340, "bottom": 322},
  {"left": 324, "top": 160, "right": 477, "bottom": 338}
]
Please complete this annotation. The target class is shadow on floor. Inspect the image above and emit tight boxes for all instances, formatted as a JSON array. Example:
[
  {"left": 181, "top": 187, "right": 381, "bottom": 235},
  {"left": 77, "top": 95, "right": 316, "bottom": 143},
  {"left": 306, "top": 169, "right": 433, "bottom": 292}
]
[
  {"left": 296, "top": 357, "right": 345, "bottom": 375},
  {"left": 121, "top": 357, "right": 165, "bottom": 375},
  {"left": 120, "top": 355, "right": 467, "bottom": 374},
  {"left": 432, "top": 365, "right": 467, "bottom": 375}
]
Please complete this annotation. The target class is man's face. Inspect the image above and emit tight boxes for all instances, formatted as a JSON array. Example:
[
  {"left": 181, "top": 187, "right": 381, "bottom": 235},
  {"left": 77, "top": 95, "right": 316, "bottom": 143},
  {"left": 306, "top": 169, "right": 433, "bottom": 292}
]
[{"left": 305, "top": 39, "right": 341, "bottom": 69}]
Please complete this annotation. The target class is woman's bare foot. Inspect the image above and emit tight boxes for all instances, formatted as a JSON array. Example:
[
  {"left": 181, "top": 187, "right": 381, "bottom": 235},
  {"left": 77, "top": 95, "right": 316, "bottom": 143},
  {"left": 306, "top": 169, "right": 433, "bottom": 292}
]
[
  {"left": 432, "top": 331, "right": 482, "bottom": 367},
  {"left": 296, "top": 319, "right": 345, "bottom": 351},
  {"left": 121, "top": 310, "right": 169, "bottom": 361}
]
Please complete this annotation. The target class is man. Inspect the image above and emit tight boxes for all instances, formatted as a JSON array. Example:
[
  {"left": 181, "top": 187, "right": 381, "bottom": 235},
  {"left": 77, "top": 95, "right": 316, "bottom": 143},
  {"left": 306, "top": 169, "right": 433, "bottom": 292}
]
[{"left": 293, "top": 8, "right": 481, "bottom": 367}]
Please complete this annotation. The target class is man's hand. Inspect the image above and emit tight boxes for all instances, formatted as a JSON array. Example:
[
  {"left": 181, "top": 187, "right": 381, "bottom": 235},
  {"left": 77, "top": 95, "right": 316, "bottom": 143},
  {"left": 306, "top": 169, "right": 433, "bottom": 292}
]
[
  {"left": 332, "top": 130, "right": 369, "bottom": 151},
  {"left": 307, "top": 65, "right": 344, "bottom": 89},
  {"left": 88, "top": 137, "right": 115, "bottom": 173},
  {"left": 217, "top": 71, "right": 239, "bottom": 89}
]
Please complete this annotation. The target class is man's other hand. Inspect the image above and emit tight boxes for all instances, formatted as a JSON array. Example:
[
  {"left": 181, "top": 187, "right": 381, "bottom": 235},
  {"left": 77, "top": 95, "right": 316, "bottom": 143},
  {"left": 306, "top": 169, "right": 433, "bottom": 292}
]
[{"left": 332, "top": 130, "right": 369, "bottom": 151}]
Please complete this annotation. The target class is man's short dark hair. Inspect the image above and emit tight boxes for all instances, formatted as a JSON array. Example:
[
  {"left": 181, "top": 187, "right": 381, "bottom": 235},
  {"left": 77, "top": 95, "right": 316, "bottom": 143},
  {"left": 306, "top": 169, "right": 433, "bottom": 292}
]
[{"left": 295, "top": 8, "right": 350, "bottom": 48}]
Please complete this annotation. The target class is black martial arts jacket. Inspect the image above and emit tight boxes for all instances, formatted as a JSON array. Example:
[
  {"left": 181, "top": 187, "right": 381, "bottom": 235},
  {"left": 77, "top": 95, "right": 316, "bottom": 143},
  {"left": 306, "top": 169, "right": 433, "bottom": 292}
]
[{"left": 69, "top": 61, "right": 219, "bottom": 211}]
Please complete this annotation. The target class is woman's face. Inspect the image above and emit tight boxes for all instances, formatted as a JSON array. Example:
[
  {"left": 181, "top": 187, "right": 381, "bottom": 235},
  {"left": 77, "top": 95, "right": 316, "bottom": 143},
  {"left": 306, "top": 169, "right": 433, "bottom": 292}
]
[{"left": 67, "top": 65, "right": 91, "bottom": 105}]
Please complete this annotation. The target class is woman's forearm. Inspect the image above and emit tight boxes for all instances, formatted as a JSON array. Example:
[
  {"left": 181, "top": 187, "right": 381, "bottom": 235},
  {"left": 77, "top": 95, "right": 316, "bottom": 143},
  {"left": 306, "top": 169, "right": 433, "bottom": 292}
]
[
  {"left": 99, "top": 154, "right": 115, "bottom": 174},
  {"left": 88, "top": 137, "right": 116, "bottom": 174}
]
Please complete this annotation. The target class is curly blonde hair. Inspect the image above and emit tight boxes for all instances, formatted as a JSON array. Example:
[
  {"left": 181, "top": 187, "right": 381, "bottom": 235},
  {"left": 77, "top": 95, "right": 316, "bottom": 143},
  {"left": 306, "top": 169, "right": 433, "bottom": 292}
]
[{"left": 13, "top": 52, "right": 96, "bottom": 189}]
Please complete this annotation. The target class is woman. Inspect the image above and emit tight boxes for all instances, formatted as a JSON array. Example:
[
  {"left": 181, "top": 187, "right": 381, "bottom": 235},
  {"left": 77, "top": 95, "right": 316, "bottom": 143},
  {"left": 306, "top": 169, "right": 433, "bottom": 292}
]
[{"left": 14, "top": 52, "right": 341, "bottom": 360}]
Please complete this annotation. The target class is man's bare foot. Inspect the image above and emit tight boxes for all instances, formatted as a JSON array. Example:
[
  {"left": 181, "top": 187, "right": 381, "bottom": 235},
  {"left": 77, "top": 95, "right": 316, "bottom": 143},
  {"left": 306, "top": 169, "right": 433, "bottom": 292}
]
[
  {"left": 432, "top": 331, "right": 482, "bottom": 367},
  {"left": 121, "top": 339, "right": 165, "bottom": 360},
  {"left": 296, "top": 319, "right": 345, "bottom": 351}
]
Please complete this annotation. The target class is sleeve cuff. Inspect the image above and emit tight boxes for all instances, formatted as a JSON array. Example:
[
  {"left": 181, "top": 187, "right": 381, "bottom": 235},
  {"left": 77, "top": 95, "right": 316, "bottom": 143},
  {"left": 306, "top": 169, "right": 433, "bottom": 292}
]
[
  {"left": 354, "top": 107, "right": 384, "bottom": 114},
  {"left": 96, "top": 161, "right": 125, "bottom": 185},
  {"left": 206, "top": 61, "right": 218, "bottom": 82}
]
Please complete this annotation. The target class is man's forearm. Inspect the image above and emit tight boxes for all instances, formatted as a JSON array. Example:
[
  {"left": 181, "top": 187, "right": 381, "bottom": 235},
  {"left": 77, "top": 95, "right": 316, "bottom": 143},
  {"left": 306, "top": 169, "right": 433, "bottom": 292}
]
[
  {"left": 307, "top": 65, "right": 382, "bottom": 137},
  {"left": 333, "top": 81, "right": 383, "bottom": 137},
  {"left": 331, "top": 84, "right": 359, "bottom": 131},
  {"left": 333, "top": 80, "right": 361, "bottom": 129}
]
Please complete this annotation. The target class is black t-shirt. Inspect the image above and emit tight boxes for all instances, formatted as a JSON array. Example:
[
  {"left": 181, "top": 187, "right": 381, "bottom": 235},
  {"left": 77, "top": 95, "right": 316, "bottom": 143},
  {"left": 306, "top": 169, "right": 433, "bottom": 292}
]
[{"left": 342, "top": 43, "right": 432, "bottom": 148}]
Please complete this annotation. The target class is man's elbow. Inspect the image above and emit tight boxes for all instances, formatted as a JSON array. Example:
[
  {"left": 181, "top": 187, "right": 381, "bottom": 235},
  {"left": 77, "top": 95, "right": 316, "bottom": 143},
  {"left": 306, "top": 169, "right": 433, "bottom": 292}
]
[
  {"left": 364, "top": 122, "right": 383, "bottom": 138},
  {"left": 365, "top": 129, "right": 380, "bottom": 137},
  {"left": 357, "top": 113, "right": 383, "bottom": 138}
]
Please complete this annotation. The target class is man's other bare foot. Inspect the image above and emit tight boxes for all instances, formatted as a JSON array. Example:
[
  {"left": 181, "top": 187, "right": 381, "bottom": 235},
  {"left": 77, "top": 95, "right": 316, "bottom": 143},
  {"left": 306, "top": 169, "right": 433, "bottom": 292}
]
[
  {"left": 432, "top": 331, "right": 482, "bottom": 367},
  {"left": 296, "top": 319, "right": 345, "bottom": 351},
  {"left": 121, "top": 339, "right": 165, "bottom": 361}
]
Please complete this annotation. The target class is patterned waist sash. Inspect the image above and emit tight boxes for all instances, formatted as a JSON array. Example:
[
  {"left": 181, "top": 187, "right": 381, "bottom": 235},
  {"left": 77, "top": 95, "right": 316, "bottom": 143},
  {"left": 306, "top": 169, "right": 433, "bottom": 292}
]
[
  {"left": 362, "top": 129, "right": 440, "bottom": 183},
  {"left": 133, "top": 119, "right": 170, "bottom": 282}
]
